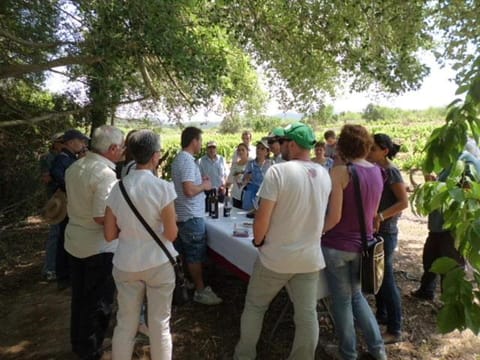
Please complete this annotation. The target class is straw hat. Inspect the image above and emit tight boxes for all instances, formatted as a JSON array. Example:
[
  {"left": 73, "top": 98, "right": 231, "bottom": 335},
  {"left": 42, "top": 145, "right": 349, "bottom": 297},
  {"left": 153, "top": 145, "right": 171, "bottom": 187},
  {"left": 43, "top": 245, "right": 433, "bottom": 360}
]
[{"left": 42, "top": 190, "right": 67, "bottom": 224}]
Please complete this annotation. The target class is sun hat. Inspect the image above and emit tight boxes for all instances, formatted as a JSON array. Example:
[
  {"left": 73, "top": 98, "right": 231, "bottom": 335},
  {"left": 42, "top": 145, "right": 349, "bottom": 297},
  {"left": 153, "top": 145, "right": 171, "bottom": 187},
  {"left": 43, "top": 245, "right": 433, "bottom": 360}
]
[
  {"left": 51, "top": 132, "right": 64, "bottom": 143},
  {"left": 256, "top": 139, "right": 269, "bottom": 149},
  {"left": 284, "top": 122, "right": 316, "bottom": 149},
  {"left": 41, "top": 190, "right": 67, "bottom": 224},
  {"left": 207, "top": 141, "right": 217, "bottom": 148},
  {"left": 63, "top": 129, "right": 90, "bottom": 142}
]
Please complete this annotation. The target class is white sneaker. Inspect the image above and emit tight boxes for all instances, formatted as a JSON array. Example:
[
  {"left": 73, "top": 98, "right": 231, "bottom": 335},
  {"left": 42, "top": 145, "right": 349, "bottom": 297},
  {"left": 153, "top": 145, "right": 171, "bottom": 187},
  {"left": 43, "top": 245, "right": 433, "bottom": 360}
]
[{"left": 193, "top": 286, "right": 222, "bottom": 305}]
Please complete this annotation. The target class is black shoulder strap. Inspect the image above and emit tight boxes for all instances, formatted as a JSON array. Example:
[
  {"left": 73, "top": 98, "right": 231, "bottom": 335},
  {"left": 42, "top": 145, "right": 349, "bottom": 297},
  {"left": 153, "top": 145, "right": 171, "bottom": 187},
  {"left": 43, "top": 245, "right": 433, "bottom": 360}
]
[
  {"left": 125, "top": 161, "right": 135, "bottom": 176},
  {"left": 348, "top": 164, "right": 369, "bottom": 252},
  {"left": 118, "top": 180, "right": 177, "bottom": 267}
]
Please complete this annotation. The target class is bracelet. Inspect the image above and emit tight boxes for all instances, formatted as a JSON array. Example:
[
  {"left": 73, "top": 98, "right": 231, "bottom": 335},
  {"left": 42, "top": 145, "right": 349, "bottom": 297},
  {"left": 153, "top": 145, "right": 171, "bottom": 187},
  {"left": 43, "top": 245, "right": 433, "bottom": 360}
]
[
  {"left": 378, "top": 212, "right": 384, "bottom": 221},
  {"left": 252, "top": 237, "right": 265, "bottom": 247}
]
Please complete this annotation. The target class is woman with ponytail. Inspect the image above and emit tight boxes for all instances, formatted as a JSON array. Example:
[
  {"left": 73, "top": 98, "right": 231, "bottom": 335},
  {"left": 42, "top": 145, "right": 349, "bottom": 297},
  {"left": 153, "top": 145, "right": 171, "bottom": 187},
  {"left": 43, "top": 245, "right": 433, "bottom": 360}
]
[{"left": 368, "top": 133, "right": 408, "bottom": 344}]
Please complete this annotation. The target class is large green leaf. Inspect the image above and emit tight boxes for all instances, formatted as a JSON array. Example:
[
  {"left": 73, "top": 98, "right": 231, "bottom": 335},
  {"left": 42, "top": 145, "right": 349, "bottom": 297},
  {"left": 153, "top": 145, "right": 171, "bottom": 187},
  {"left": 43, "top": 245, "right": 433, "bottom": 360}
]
[
  {"left": 431, "top": 257, "right": 461, "bottom": 275},
  {"left": 438, "top": 304, "right": 465, "bottom": 333}
]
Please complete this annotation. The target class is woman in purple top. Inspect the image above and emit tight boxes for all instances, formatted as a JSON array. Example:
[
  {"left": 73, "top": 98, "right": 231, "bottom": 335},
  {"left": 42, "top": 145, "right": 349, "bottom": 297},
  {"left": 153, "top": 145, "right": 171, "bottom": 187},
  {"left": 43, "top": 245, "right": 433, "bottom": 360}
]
[{"left": 322, "top": 125, "right": 387, "bottom": 360}]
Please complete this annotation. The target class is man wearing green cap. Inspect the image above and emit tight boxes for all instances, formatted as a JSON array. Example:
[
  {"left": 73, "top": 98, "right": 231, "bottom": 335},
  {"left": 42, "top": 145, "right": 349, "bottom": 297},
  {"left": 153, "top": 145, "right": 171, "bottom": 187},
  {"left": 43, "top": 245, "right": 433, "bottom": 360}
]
[{"left": 234, "top": 122, "right": 331, "bottom": 359}]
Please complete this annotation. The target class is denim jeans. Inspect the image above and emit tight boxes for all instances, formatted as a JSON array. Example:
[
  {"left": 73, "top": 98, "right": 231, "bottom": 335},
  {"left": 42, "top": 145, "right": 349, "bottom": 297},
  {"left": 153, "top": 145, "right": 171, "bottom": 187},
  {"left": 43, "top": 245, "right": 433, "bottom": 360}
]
[
  {"left": 375, "top": 232, "right": 402, "bottom": 335},
  {"left": 43, "top": 223, "right": 59, "bottom": 274},
  {"left": 175, "top": 217, "right": 207, "bottom": 264},
  {"left": 322, "top": 247, "right": 386, "bottom": 360},
  {"left": 234, "top": 259, "right": 320, "bottom": 360}
]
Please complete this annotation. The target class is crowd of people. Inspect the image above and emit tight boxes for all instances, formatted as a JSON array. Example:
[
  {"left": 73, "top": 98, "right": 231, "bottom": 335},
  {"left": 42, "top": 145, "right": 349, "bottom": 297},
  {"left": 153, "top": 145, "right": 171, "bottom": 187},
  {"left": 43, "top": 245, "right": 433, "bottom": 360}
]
[{"left": 37, "top": 122, "right": 469, "bottom": 360}]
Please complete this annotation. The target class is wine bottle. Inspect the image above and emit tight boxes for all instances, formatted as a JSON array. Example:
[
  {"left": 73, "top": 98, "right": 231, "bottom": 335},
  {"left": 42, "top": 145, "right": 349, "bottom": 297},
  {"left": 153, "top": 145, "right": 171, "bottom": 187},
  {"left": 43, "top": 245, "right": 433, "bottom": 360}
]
[
  {"left": 223, "top": 187, "right": 232, "bottom": 217},
  {"left": 209, "top": 188, "right": 217, "bottom": 217},
  {"left": 205, "top": 189, "right": 211, "bottom": 213},
  {"left": 212, "top": 188, "right": 219, "bottom": 219}
]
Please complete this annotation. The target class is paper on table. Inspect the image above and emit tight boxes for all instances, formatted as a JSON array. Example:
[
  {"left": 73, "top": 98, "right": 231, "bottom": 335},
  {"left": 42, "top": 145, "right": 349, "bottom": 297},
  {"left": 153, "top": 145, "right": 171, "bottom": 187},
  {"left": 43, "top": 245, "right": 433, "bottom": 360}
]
[{"left": 233, "top": 223, "right": 252, "bottom": 237}]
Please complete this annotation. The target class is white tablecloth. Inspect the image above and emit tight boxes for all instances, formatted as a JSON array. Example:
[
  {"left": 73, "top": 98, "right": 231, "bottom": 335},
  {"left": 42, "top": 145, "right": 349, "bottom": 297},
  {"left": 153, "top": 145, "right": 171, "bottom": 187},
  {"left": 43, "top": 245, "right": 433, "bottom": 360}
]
[{"left": 205, "top": 207, "right": 329, "bottom": 299}]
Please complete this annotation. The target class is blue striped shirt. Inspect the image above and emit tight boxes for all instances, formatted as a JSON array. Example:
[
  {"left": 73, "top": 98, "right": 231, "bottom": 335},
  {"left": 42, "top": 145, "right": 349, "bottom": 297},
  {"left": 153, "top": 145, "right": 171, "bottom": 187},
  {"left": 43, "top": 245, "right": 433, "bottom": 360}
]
[{"left": 171, "top": 150, "right": 205, "bottom": 222}]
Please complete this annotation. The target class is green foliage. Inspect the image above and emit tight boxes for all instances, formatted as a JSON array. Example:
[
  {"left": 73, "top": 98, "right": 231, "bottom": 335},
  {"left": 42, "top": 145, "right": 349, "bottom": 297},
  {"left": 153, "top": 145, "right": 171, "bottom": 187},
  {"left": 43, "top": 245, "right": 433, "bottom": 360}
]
[
  {"left": 362, "top": 103, "right": 385, "bottom": 122},
  {"left": 3, "top": 0, "right": 449, "bottom": 126},
  {"left": 250, "top": 115, "right": 283, "bottom": 133},
  {"left": 219, "top": 114, "right": 244, "bottom": 134},
  {"left": 412, "top": 55, "right": 480, "bottom": 335},
  {"left": 302, "top": 104, "right": 336, "bottom": 129}
]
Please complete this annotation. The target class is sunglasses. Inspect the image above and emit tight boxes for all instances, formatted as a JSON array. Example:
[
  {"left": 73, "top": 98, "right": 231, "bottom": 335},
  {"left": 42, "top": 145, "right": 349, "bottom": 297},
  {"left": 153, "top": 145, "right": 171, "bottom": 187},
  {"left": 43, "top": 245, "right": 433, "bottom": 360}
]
[{"left": 278, "top": 138, "right": 291, "bottom": 145}]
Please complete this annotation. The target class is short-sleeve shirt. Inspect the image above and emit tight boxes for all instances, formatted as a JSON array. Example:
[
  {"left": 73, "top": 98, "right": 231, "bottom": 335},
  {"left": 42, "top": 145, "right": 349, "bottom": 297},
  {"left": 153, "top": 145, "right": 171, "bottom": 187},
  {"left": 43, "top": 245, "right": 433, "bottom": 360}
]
[
  {"left": 106, "top": 170, "right": 178, "bottom": 272},
  {"left": 325, "top": 144, "right": 336, "bottom": 159},
  {"left": 64, "top": 152, "right": 118, "bottom": 258},
  {"left": 198, "top": 155, "right": 227, "bottom": 189},
  {"left": 378, "top": 164, "right": 404, "bottom": 234},
  {"left": 171, "top": 150, "right": 205, "bottom": 222},
  {"left": 257, "top": 161, "right": 332, "bottom": 273}
]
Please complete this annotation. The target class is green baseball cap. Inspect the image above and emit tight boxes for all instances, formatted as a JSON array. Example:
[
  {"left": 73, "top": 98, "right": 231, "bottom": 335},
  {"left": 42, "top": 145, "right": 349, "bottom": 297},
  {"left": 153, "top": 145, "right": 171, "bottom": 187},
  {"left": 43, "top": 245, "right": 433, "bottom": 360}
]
[
  {"left": 284, "top": 122, "right": 316, "bottom": 149},
  {"left": 271, "top": 127, "right": 285, "bottom": 137}
]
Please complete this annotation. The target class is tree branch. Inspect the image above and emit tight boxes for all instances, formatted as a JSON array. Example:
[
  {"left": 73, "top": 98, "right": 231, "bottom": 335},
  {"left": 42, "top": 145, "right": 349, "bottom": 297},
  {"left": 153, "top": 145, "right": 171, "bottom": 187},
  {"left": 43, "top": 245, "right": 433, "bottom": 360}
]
[
  {"left": 158, "top": 60, "right": 197, "bottom": 111},
  {"left": 0, "top": 28, "right": 73, "bottom": 49},
  {"left": 0, "top": 96, "right": 150, "bottom": 128},
  {"left": 0, "top": 55, "right": 102, "bottom": 79},
  {"left": 0, "top": 107, "right": 89, "bottom": 127},
  {"left": 47, "top": 68, "right": 89, "bottom": 85},
  {"left": 139, "top": 58, "right": 159, "bottom": 98}
]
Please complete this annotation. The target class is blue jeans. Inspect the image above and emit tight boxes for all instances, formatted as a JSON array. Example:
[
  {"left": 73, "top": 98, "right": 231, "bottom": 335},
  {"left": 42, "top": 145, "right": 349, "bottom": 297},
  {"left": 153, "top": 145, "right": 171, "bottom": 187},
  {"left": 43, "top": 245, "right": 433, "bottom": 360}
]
[
  {"left": 43, "top": 223, "right": 59, "bottom": 274},
  {"left": 375, "top": 232, "right": 402, "bottom": 335},
  {"left": 174, "top": 218, "right": 207, "bottom": 264},
  {"left": 322, "top": 247, "right": 386, "bottom": 360}
]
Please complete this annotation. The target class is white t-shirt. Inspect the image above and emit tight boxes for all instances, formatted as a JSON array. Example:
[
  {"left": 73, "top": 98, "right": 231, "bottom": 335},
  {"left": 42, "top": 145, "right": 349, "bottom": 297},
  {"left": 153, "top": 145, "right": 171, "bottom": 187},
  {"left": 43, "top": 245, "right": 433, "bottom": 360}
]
[
  {"left": 106, "top": 170, "right": 178, "bottom": 272},
  {"left": 257, "top": 160, "right": 331, "bottom": 273},
  {"left": 65, "top": 152, "right": 118, "bottom": 258}
]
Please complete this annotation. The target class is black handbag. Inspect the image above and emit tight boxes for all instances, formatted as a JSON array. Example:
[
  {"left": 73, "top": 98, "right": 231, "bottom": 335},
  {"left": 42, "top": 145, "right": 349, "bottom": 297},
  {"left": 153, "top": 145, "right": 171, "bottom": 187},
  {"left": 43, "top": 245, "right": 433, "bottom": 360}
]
[
  {"left": 349, "top": 164, "right": 385, "bottom": 295},
  {"left": 119, "top": 181, "right": 189, "bottom": 306}
]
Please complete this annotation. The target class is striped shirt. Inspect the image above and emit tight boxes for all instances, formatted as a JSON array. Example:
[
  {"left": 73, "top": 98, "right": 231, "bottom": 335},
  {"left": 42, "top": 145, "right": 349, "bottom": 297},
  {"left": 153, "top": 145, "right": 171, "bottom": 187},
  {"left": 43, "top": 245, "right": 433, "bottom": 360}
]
[{"left": 171, "top": 150, "right": 205, "bottom": 222}]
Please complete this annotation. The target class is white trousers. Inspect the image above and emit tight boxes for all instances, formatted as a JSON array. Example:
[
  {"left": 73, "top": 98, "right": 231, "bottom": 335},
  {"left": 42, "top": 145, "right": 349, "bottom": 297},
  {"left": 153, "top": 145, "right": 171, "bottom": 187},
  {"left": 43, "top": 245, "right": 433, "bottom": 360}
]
[{"left": 112, "top": 262, "right": 175, "bottom": 360}]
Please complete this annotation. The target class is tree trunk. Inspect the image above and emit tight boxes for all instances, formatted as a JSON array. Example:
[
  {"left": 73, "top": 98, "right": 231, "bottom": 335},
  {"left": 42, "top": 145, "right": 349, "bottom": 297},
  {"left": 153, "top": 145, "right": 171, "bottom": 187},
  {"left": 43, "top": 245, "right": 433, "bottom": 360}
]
[{"left": 88, "top": 64, "right": 109, "bottom": 131}]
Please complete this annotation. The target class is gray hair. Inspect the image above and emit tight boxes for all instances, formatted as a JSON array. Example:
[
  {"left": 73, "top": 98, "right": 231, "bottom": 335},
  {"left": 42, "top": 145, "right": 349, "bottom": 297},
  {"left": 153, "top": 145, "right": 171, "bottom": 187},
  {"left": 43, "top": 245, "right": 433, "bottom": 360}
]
[
  {"left": 129, "top": 130, "right": 161, "bottom": 165},
  {"left": 91, "top": 125, "right": 124, "bottom": 153}
]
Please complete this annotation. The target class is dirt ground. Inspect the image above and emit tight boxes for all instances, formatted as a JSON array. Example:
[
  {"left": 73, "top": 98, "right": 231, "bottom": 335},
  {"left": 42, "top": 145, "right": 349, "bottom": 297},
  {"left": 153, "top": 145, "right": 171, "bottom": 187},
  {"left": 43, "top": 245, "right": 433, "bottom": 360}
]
[{"left": 1, "top": 203, "right": 479, "bottom": 359}]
